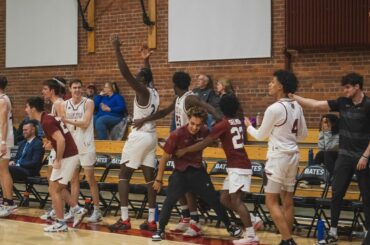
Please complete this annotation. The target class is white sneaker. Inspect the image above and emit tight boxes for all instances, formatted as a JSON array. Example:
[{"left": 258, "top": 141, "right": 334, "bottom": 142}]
[
  {"left": 183, "top": 220, "right": 202, "bottom": 237},
  {"left": 233, "top": 235, "right": 260, "bottom": 245},
  {"left": 72, "top": 207, "right": 88, "bottom": 228},
  {"left": 40, "top": 209, "right": 56, "bottom": 220},
  {"left": 170, "top": 217, "right": 190, "bottom": 232},
  {"left": 0, "top": 204, "right": 17, "bottom": 218},
  {"left": 64, "top": 210, "right": 73, "bottom": 223},
  {"left": 43, "top": 221, "right": 68, "bottom": 232},
  {"left": 299, "top": 181, "right": 311, "bottom": 189},
  {"left": 87, "top": 208, "right": 102, "bottom": 223},
  {"left": 252, "top": 216, "right": 264, "bottom": 231}
]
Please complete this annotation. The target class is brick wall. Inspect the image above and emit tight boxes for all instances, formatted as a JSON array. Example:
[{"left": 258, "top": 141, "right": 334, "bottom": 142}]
[{"left": 0, "top": 0, "right": 368, "bottom": 127}]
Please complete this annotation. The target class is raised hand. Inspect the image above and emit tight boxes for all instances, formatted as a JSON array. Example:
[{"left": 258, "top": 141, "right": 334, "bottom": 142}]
[
  {"left": 140, "top": 43, "right": 154, "bottom": 60},
  {"left": 111, "top": 34, "right": 122, "bottom": 48}
]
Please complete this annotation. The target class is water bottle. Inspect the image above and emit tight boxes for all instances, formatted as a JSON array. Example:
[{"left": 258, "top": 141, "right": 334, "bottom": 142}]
[
  {"left": 154, "top": 204, "right": 159, "bottom": 222},
  {"left": 308, "top": 148, "right": 314, "bottom": 166},
  {"left": 21, "top": 191, "right": 30, "bottom": 207},
  {"left": 317, "top": 218, "right": 325, "bottom": 241},
  {"left": 256, "top": 112, "right": 262, "bottom": 128}
]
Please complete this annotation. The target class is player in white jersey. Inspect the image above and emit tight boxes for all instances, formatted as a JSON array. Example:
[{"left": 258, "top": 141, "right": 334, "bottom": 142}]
[
  {"left": 62, "top": 79, "right": 102, "bottom": 223},
  {"left": 245, "top": 70, "right": 307, "bottom": 245},
  {"left": 0, "top": 76, "right": 16, "bottom": 217},
  {"left": 109, "top": 35, "right": 160, "bottom": 232},
  {"left": 40, "top": 78, "right": 67, "bottom": 221},
  {"left": 134, "top": 71, "right": 222, "bottom": 237}
]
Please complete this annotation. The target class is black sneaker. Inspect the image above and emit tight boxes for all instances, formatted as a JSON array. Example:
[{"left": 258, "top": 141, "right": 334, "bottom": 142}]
[
  {"left": 317, "top": 234, "right": 338, "bottom": 244},
  {"left": 152, "top": 229, "right": 165, "bottom": 241},
  {"left": 227, "top": 225, "right": 242, "bottom": 237},
  {"left": 279, "top": 238, "right": 297, "bottom": 245}
]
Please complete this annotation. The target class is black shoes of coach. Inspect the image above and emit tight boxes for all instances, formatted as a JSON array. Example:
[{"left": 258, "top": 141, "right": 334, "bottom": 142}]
[{"left": 279, "top": 238, "right": 297, "bottom": 245}]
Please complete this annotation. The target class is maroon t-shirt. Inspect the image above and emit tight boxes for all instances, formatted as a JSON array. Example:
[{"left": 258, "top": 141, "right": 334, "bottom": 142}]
[
  {"left": 163, "top": 125, "right": 209, "bottom": 172},
  {"left": 41, "top": 112, "right": 78, "bottom": 158},
  {"left": 209, "top": 117, "right": 251, "bottom": 169}
]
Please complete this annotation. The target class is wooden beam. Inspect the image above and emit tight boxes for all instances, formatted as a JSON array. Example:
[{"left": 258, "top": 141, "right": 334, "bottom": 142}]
[
  {"left": 148, "top": 0, "right": 157, "bottom": 49},
  {"left": 87, "top": 0, "right": 95, "bottom": 53}
]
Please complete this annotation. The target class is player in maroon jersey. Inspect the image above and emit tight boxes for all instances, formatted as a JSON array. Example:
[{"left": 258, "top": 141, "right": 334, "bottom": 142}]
[
  {"left": 151, "top": 107, "right": 241, "bottom": 241},
  {"left": 176, "top": 95, "right": 260, "bottom": 245},
  {"left": 25, "top": 97, "right": 87, "bottom": 232}
]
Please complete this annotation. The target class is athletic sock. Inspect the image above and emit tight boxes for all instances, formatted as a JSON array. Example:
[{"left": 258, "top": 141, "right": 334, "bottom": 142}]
[
  {"left": 148, "top": 208, "right": 155, "bottom": 222},
  {"left": 121, "top": 206, "right": 129, "bottom": 221}
]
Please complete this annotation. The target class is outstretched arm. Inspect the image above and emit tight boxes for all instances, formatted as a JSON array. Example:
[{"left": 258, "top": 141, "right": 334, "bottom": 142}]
[
  {"left": 133, "top": 99, "right": 176, "bottom": 129},
  {"left": 175, "top": 136, "right": 215, "bottom": 158},
  {"left": 141, "top": 43, "right": 153, "bottom": 70},
  {"left": 289, "top": 93, "right": 329, "bottom": 111},
  {"left": 111, "top": 35, "right": 149, "bottom": 99},
  {"left": 186, "top": 95, "right": 222, "bottom": 121}
]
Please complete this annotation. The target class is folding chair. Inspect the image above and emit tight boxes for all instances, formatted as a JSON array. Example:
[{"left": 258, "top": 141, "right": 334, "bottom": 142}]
[{"left": 293, "top": 165, "right": 330, "bottom": 237}]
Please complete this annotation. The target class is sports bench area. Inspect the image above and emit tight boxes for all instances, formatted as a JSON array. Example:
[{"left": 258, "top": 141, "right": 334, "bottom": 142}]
[{"left": 10, "top": 126, "right": 363, "bottom": 241}]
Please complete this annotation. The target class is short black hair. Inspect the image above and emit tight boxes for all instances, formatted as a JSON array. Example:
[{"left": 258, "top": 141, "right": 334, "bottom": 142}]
[
  {"left": 187, "top": 106, "right": 208, "bottom": 123},
  {"left": 27, "top": 97, "right": 45, "bottom": 112},
  {"left": 273, "top": 70, "right": 299, "bottom": 94},
  {"left": 173, "top": 71, "right": 191, "bottom": 90},
  {"left": 0, "top": 76, "right": 8, "bottom": 90},
  {"left": 138, "top": 68, "right": 153, "bottom": 85},
  {"left": 219, "top": 95, "right": 240, "bottom": 118},
  {"left": 24, "top": 119, "right": 38, "bottom": 128},
  {"left": 341, "top": 72, "right": 363, "bottom": 90},
  {"left": 43, "top": 79, "right": 61, "bottom": 95}
]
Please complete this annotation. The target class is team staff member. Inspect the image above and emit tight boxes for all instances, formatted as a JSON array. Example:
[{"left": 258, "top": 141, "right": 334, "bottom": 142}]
[{"left": 151, "top": 107, "right": 241, "bottom": 241}]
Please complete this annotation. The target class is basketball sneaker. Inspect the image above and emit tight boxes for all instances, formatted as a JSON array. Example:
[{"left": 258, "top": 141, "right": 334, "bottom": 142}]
[
  {"left": 170, "top": 217, "right": 190, "bottom": 232},
  {"left": 253, "top": 216, "right": 264, "bottom": 231},
  {"left": 228, "top": 224, "right": 243, "bottom": 237},
  {"left": 183, "top": 220, "right": 202, "bottom": 237},
  {"left": 72, "top": 207, "right": 88, "bottom": 228},
  {"left": 109, "top": 218, "right": 131, "bottom": 232},
  {"left": 152, "top": 229, "right": 165, "bottom": 241},
  {"left": 139, "top": 220, "right": 157, "bottom": 231},
  {"left": 0, "top": 204, "right": 17, "bottom": 218},
  {"left": 87, "top": 208, "right": 102, "bottom": 223},
  {"left": 43, "top": 221, "right": 68, "bottom": 232},
  {"left": 233, "top": 234, "right": 260, "bottom": 245},
  {"left": 40, "top": 209, "right": 56, "bottom": 220}
]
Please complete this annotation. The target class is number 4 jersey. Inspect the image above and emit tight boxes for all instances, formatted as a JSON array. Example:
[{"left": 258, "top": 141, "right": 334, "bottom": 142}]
[
  {"left": 209, "top": 117, "right": 252, "bottom": 172},
  {"left": 263, "top": 99, "right": 307, "bottom": 157}
]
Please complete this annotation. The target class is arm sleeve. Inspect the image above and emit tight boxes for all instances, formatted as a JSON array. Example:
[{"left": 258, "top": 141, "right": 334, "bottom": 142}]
[
  {"left": 20, "top": 140, "right": 45, "bottom": 169},
  {"left": 327, "top": 98, "right": 340, "bottom": 112},
  {"left": 247, "top": 105, "right": 279, "bottom": 140}
]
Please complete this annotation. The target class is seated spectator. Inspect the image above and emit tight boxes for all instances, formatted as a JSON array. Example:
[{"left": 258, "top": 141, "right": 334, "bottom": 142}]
[
  {"left": 9, "top": 120, "right": 45, "bottom": 181},
  {"left": 192, "top": 74, "right": 220, "bottom": 127},
  {"left": 94, "top": 81, "right": 127, "bottom": 140},
  {"left": 86, "top": 83, "right": 98, "bottom": 100},
  {"left": 300, "top": 114, "right": 339, "bottom": 188},
  {"left": 15, "top": 116, "right": 44, "bottom": 144}
]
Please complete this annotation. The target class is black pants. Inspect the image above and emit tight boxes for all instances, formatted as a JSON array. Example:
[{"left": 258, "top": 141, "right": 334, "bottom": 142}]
[
  {"left": 159, "top": 167, "right": 230, "bottom": 230},
  {"left": 9, "top": 166, "right": 32, "bottom": 181},
  {"left": 308, "top": 151, "right": 337, "bottom": 185},
  {"left": 330, "top": 155, "right": 370, "bottom": 229}
]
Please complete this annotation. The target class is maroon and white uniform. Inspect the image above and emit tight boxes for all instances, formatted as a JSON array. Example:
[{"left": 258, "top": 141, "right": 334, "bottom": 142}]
[
  {"left": 41, "top": 112, "right": 79, "bottom": 185},
  {"left": 163, "top": 125, "right": 209, "bottom": 172},
  {"left": 209, "top": 117, "right": 252, "bottom": 193}
]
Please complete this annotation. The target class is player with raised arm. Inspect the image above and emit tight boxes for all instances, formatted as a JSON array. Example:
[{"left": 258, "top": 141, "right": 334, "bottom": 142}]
[
  {"left": 109, "top": 35, "right": 160, "bottom": 232},
  {"left": 134, "top": 71, "right": 222, "bottom": 237},
  {"left": 245, "top": 70, "right": 307, "bottom": 245}
]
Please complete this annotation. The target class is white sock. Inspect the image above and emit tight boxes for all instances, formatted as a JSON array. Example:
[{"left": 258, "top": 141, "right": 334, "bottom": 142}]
[
  {"left": 250, "top": 213, "right": 256, "bottom": 223},
  {"left": 121, "top": 206, "right": 129, "bottom": 221},
  {"left": 329, "top": 227, "right": 337, "bottom": 236},
  {"left": 246, "top": 227, "right": 256, "bottom": 237},
  {"left": 148, "top": 208, "right": 155, "bottom": 222}
]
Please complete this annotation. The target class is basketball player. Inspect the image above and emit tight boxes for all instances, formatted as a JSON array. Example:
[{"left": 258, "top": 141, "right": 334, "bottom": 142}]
[
  {"left": 151, "top": 107, "right": 241, "bottom": 241},
  {"left": 40, "top": 78, "right": 66, "bottom": 221},
  {"left": 245, "top": 70, "right": 307, "bottom": 245},
  {"left": 62, "top": 79, "right": 102, "bottom": 223},
  {"left": 109, "top": 35, "right": 159, "bottom": 231},
  {"left": 0, "top": 76, "right": 15, "bottom": 218},
  {"left": 134, "top": 71, "right": 222, "bottom": 236},
  {"left": 176, "top": 95, "right": 261, "bottom": 244},
  {"left": 25, "top": 96, "right": 87, "bottom": 232}
]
